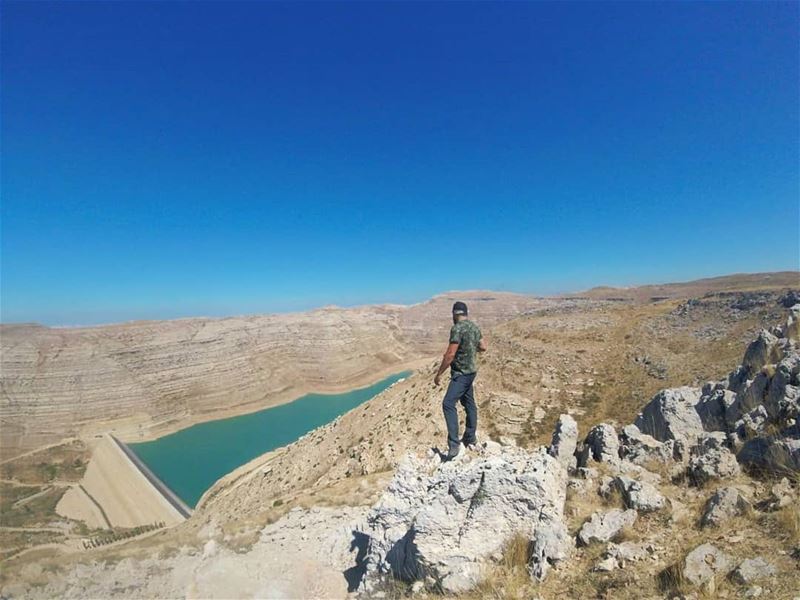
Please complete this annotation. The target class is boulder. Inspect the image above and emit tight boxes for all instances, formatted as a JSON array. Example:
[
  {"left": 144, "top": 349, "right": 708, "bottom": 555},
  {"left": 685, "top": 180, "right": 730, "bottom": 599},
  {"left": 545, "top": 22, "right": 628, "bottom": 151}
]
[
  {"left": 614, "top": 476, "right": 665, "bottom": 513},
  {"left": 764, "top": 351, "right": 800, "bottom": 421},
  {"left": 730, "top": 557, "right": 777, "bottom": 584},
  {"left": 682, "top": 543, "right": 732, "bottom": 590},
  {"left": 618, "top": 424, "right": 674, "bottom": 465},
  {"left": 695, "top": 389, "right": 734, "bottom": 432},
  {"left": 732, "top": 406, "right": 769, "bottom": 441},
  {"left": 548, "top": 414, "right": 578, "bottom": 470},
  {"left": 727, "top": 365, "right": 750, "bottom": 395},
  {"left": 687, "top": 433, "right": 741, "bottom": 485},
  {"left": 577, "top": 509, "right": 637, "bottom": 546},
  {"left": 765, "top": 477, "right": 795, "bottom": 510},
  {"left": 578, "top": 423, "right": 620, "bottom": 467},
  {"left": 360, "top": 444, "right": 568, "bottom": 594},
  {"left": 742, "top": 330, "right": 781, "bottom": 376},
  {"left": 604, "top": 541, "right": 653, "bottom": 566},
  {"left": 528, "top": 515, "right": 574, "bottom": 581},
  {"left": 700, "top": 487, "right": 751, "bottom": 527},
  {"left": 727, "top": 373, "right": 770, "bottom": 428},
  {"left": 634, "top": 387, "right": 704, "bottom": 445},
  {"left": 786, "top": 303, "right": 800, "bottom": 341},
  {"left": 592, "top": 556, "right": 618, "bottom": 572},
  {"left": 738, "top": 435, "right": 800, "bottom": 475},
  {"left": 597, "top": 475, "right": 616, "bottom": 499}
]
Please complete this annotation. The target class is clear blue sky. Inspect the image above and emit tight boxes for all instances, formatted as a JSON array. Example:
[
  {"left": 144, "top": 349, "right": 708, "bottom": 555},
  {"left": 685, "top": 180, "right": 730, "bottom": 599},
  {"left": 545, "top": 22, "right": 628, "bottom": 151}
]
[{"left": 2, "top": 1, "right": 798, "bottom": 325}]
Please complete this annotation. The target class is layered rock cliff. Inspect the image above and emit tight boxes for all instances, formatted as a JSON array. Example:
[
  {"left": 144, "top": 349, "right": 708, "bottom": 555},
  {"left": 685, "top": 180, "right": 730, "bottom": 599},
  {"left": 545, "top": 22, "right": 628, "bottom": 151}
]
[{"left": 0, "top": 292, "right": 547, "bottom": 459}]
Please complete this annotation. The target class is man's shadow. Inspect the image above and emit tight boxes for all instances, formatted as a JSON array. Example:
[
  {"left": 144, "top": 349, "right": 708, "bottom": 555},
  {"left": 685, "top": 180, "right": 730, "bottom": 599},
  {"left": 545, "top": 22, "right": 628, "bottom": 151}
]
[{"left": 343, "top": 530, "right": 369, "bottom": 592}]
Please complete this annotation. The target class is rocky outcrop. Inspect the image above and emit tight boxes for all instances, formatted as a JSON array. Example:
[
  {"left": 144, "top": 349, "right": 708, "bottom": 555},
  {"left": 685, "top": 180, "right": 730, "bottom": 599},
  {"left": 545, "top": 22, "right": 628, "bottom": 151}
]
[
  {"left": 629, "top": 306, "right": 800, "bottom": 479},
  {"left": 358, "top": 441, "right": 569, "bottom": 594},
  {"left": 634, "top": 387, "right": 704, "bottom": 445},
  {"left": 764, "top": 477, "right": 795, "bottom": 510},
  {"left": 700, "top": 487, "right": 751, "bottom": 527},
  {"left": 742, "top": 330, "right": 782, "bottom": 376}
]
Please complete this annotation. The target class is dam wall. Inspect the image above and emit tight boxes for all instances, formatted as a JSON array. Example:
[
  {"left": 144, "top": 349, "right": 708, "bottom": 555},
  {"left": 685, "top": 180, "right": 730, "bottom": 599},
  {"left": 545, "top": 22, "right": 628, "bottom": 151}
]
[{"left": 57, "top": 434, "right": 190, "bottom": 529}]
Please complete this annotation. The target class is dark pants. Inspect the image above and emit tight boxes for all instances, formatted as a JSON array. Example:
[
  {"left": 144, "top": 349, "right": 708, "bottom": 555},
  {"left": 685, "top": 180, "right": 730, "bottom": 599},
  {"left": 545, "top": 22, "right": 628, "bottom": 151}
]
[{"left": 442, "top": 371, "right": 478, "bottom": 452}]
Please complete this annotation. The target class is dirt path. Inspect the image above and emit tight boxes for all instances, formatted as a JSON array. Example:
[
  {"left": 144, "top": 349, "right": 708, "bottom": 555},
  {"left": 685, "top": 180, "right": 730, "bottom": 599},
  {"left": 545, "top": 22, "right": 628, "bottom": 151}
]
[
  {"left": 11, "top": 486, "right": 54, "bottom": 509},
  {"left": 0, "top": 438, "right": 82, "bottom": 466}
]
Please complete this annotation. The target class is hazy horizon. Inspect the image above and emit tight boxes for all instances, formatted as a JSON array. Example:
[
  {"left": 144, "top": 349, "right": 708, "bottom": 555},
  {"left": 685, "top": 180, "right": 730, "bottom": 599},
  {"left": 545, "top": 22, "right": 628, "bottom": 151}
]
[
  {"left": 3, "top": 2, "right": 798, "bottom": 325},
  {"left": 2, "top": 269, "right": 796, "bottom": 328}
]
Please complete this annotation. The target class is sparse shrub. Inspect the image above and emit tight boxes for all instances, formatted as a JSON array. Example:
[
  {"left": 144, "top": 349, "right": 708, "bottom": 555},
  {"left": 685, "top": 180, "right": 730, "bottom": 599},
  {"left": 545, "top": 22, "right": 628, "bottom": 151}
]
[
  {"left": 777, "top": 501, "right": 800, "bottom": 544},
  {"left": 611, "top": 525, "right": 637, "bottom": 543},
  {"left": 658, "top": 561, "right": 688, "bottom": 596}
]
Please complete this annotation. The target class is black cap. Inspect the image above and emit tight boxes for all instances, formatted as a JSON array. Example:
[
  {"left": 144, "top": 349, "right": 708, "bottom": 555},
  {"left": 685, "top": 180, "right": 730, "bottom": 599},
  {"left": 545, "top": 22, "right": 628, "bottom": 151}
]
[{"left": 452, "top": 301, "right": 468, "bottom": 315}]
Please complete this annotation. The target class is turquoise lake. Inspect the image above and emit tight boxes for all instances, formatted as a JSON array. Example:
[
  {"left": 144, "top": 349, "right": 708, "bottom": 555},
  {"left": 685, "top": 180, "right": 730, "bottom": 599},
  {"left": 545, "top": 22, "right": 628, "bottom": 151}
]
[{"left": 129, "top": 371, "right": 410, "bottom": 508}]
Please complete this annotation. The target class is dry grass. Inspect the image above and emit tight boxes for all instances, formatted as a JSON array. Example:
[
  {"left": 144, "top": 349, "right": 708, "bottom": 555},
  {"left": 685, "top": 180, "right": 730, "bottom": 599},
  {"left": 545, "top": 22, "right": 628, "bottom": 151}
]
[
  {"left": 462, "top": 533, "right": 532, "bottom": 600},
  {"left": 0, "top": 484, "right": 67, "bottom": 528},
  {"left": 0, "top": 440, "right": 89, "bottom": 484},
  {"left": 657, "top": 559, "right": 690, "bottom": 596},
  {"left": 612, "top": 525, "right": 638, "bottom": 544},
  {"left": 776, "top": 502, "right": 800, "bottom": 545}
]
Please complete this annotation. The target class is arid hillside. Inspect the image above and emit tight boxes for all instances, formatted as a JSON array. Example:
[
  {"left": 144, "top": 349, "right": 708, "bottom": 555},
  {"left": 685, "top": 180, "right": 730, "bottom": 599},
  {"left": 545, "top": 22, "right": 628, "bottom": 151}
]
[
  {"left": 0, "top": 291, "right": 546, "bottom": 459},
  {"left": 195, "top": 284, "right": 798, "bottom": 530},
  {"left": 3, "top": 275, "right": 799, "bottom": 599}
]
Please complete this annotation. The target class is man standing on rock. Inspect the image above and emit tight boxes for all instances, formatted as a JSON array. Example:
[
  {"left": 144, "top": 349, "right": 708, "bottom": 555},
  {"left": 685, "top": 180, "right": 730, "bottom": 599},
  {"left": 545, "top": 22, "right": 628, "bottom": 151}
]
[{"left": 434, "top": 301, "right": 487, "bottom": 459}]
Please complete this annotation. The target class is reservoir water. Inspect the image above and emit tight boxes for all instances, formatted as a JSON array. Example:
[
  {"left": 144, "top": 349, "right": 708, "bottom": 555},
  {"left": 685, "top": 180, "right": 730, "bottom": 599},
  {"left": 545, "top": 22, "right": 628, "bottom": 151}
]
[{"left": 129, "top": 371, "right": 410, "bottom": 508}]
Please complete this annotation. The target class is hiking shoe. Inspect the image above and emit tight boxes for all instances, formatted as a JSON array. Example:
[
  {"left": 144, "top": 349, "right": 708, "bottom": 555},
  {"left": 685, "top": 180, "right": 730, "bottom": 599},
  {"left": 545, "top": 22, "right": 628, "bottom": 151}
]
[
  {"left": 445, "top": 447, "right": 460, "bottom": 461},
  {"left": 462, "top": 439, "right": 477, "bottom": 450}
]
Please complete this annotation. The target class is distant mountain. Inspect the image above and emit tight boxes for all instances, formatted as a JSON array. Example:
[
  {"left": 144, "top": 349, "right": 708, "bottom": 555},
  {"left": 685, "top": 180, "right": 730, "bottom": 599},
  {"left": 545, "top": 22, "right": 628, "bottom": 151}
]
[{"left": 573, "top": 271, "right": 798, "bottom": 301}]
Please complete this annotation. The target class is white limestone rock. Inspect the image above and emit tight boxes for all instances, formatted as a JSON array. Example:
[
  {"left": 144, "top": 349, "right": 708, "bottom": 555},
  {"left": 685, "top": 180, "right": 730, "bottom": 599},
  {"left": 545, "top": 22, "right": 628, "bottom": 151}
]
[
  {"left": 738, "top": 436, "right": 800, "bottom": 475},
  {"left": 360, "top": 444, "right": 569, "bottom": 594},
  {"left": 618, "top": 424, "right": 674, "bottom": 465},
  {"left": 787, "top": 303, "right": 800, "bottom": 341},
  {"left": 614, "top": 476, "right": 665, "bottom": 513},
  {"left": 577, "top": 509, "right": 637, "bottom": 546},
  {"left": 593, "top": 556, "right": 618, "bottom": 572},
  {"left": 742, "top": 330, "right": 782, "bottom": 376},
  {"left": 578, "top": 423, "right": 620, "bottom": 467},
  {"left": 765, "top": 351, "right": 800, "bottom": 421},
  {"left": 603, "top": 541, "right": 653, "bottom": 569},
  {"left": 700, "top": 487, "right": 751, "bottom": 528},
  {"left": 528, "top": 515, "right": 574, "bottom": 581},
  {"left": 695, "top": 388, "right": 735, "bottom": 432},
  {"left": 682, "top": 543, "right": 732, "bottom": 590},
  {"left": 766, "top": 477, "right": 795, "bottom": 510},
  {"left": 687, "top": 433, "right": 740, "bottom": 485},
  {"left": 549, "top": 414, "right": 579, "bottom": 470},
  {"left": 731, "top": 557, "right": 777, "bottom": 584},
  {"left": 728, "top": 373, "right": 771, "bottom": 428},
  {"left": 634, "top": 387, "right": 704, "bottom": 445},
  {"left": 733, "top": 406, "right": 769, "bottom": 441}
]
